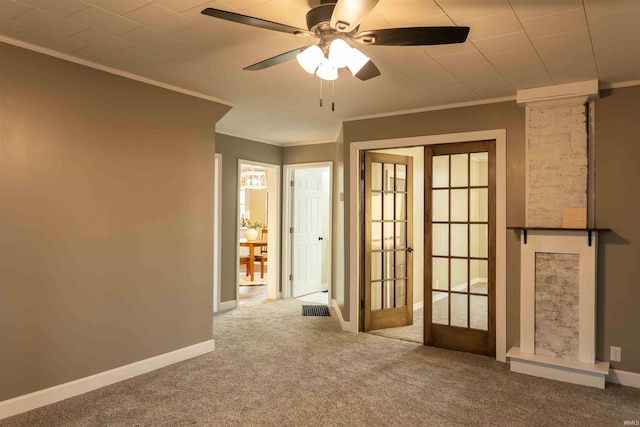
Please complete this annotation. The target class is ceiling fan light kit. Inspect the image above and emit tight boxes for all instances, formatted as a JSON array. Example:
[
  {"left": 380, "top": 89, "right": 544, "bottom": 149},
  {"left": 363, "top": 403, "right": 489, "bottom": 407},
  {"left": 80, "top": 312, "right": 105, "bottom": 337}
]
[{"left": 201, "top": 0, "right": 469, "bottom": 106}]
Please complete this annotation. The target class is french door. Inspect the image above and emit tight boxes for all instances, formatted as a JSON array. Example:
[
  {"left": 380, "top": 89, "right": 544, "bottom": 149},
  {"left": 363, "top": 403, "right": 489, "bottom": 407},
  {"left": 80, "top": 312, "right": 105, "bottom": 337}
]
[
  {"left": 425, "top": 141, "right": 496, "bottom": 356},
  {"left": 364, "top": 152, "right": 413, "bottom": 331}
]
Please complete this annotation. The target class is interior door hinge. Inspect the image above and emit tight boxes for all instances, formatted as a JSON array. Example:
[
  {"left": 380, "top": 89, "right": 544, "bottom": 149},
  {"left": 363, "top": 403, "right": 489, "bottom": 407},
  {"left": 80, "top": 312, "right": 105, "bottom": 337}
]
[
  {"left": 360, "top": 299, "right": 365, "bottom": 309},
  {"left": 289, "top": 227, "right": 294, "bottom": 234},
  {"left": 289, "top": 274, "right": 293, "bottom": 281},
  {"left": 290, "top": 180, "right": 295, "bottom": 187},
  {"left": 360, "top": 169, "right": 365, "bottom": 180}
]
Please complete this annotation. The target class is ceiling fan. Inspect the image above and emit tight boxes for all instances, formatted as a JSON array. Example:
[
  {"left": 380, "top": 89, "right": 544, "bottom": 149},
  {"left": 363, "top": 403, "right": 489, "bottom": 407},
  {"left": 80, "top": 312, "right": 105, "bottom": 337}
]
[{"left": 201, "top": 0, "right": 470, "bottom": 82}]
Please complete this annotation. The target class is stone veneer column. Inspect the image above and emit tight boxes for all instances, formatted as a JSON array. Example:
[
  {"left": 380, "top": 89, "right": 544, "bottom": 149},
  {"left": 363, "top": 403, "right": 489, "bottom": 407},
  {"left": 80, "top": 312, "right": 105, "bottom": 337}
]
[{"left": 526, "top": 99, "right": 588, "bottom": 227}]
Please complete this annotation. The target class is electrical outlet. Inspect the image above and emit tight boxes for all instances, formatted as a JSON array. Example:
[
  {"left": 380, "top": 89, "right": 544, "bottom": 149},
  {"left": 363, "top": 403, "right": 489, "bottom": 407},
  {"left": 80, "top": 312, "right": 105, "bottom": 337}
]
[{"left": 610, "top": 346, "right": 621, "bottom": 362}]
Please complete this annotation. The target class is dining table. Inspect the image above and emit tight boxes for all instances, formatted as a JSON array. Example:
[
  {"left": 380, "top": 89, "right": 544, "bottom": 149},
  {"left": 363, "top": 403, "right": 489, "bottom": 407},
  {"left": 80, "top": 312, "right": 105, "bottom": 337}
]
[{"left": 239, "top": 239, "right": 268, "bottom": 282}]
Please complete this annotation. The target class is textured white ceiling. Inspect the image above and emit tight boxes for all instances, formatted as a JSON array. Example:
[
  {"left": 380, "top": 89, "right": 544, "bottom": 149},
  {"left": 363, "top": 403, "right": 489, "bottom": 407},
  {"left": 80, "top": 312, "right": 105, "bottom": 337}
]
[{"left": 2, "top": 0, "right": 640, "bottom": 145}]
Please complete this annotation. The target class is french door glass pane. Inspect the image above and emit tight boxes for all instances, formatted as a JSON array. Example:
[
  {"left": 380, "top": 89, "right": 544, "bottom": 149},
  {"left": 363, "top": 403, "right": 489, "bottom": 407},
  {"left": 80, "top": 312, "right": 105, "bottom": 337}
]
[
  {"left": 432, "top": 156, "right": 449, "bottom": 188},
  {"left": 371, "top": 253, "right": 382, "bottom": 281},
  {"left": 396, "top": 280, "right": 407, "bottom": 307},
  {"left": 432, "top": 257, "right": 448, "bottom": 290},
  {"left": 371, "top": 222, "right": 382, "bottom": 250},
  {"left": 396, "top": 193, "right": 406, "bottom": 220},
  {"left": 470, "top": 224, "right": 488, "bottom": 258},
  {"left": 396, "top": 165, "right": 407, "bottom": 191},
  {"left": 432, "top": 190, "right": 449, "bottom": 221},
  {"left": 384, "top": 163, "right": 395, "bottom": 191},
  {"left": 371, "top": 193, "right": 382, "bottom": 220},
  {"left": 432, "top": 224, "right": 449, "bottom": 256},
  {"left": 395, "top": 251, "right": 406, "bottom": 278},
  {"left": 451, "top": 293, "right": 468, "bottom": 327},
  {"left": 432, "top": 291, "right": 448, "bottom": 324},
  {"left": 395, "top": 222, "right": 406, "bottom": 248},
  {"left": 383, "top": 222, "right": 394, "bottom": 250},
  {"left": 372, "top": 282, "right": 382, "bottom": 310},
  {"left": 450, "top": 224, "right": 468, "bottom": 257},
  {"left": 371, "top": 162, "right": 382, "bottom": 191},
  {"left": 470, "top": 295, "right": 488, "bottom": 330},
  {"left": 383, "top": 281, "right": 394, "bottom": 309},
  {"left": 451, "top": 258, "right": 468, "bottom": 292},
  {"left": 383, "top": 193, "right": 394, "bottom": 220},
  {"left": 450, "top": 189, "right": 468, "bottom": 222},
  {"left": 470, "top": 260, "right": 488, "bottom": 294},
  {"left": 451, "top": 154, "right": 468, "bottom": 187},
  {"left": 470, "top": 188, "right": 488, "bottom": 222},
  {"left": 383, "top": 251, "right": 394, "bottom": 280},
  {"left": 470, "top": 152, "right": 488, "bottom": 186}
]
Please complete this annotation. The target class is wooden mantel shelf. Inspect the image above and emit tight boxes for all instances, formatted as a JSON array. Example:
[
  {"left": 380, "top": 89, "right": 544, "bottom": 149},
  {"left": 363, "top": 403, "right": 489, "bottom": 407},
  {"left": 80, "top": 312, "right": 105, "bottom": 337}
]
[{"left": 507, "top": 227, "right": 611, "bottom": 246}]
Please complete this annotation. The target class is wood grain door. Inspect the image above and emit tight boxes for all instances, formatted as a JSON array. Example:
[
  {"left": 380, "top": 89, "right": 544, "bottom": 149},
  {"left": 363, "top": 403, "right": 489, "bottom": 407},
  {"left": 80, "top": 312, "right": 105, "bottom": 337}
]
[
  {"left": 364, "top": 152, "right": 413, "bottom": 331},
  {"left": 425, "top": 141, "right": 496, "bottom": 356}
]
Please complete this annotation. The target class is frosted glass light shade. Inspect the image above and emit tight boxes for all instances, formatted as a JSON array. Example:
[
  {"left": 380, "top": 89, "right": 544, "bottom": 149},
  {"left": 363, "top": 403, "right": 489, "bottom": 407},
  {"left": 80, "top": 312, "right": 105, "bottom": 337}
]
[
  {"left": 328, "top": 39, "right": 352, "bottom": 68},
  {"left": 296, "top": 45, "right": 324, "bottom": 74},
  {"left": 316, "top": 58, "right": 338, "bottom": 80},
  {"left": 347, "top": 47, "right": 371, "bottom": 75}
]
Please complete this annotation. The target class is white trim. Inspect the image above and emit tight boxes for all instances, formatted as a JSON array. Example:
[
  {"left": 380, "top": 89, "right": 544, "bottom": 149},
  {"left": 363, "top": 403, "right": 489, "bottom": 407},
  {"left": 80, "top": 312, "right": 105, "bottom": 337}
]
[
  {"left": 332, "top": 298, "right": 357, "bottom": 332},
  {"left": 517, "top": 80, "right": 599, "bottom": 105},
  {"left": 607, "top": 369, "right": 640, "bottom": 389},
  {"left": 0, "top": 340, "right": 215, "bottom": 420},
  {"left": 413, "top": 300, "right": 424, "bottom": 311},
  {"left": 508, "top": 347, "right": 608, "bottom": 389},
  {"left": 0, "top": 36, "right": 233, "bottom": 108},
  {"left": 213, "top": 153, "right": 222, "bottom": 313},
  {"left": 345, "top": 96, "right": 516, "bottom": 122},
  {"left": 216, "top": 132, "right": 339, "bottom": 148},
  {"left": 599, "top": 79, "right": 640, "bottom": 90},
  {"left": 237, "top": 159, "right": 281, "bottom": 302},
  {"left": 219, "top": 300, "right": 237, "bottom": 311},
  {"left": 349, "top": 129, "right": 508, "bottom": 362},
  {"left": 519, "top": 230, "right": 598, "bottom": 364},
  {"left": 282, "top": 162, "right": 334, "bottom": 301}
]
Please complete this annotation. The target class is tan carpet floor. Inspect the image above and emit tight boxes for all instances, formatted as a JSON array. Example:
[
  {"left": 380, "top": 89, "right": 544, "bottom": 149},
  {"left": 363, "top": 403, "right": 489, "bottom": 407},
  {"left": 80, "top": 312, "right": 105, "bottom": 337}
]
[{"left": 4, "top": 298, "right": 638, "bottom": 426}]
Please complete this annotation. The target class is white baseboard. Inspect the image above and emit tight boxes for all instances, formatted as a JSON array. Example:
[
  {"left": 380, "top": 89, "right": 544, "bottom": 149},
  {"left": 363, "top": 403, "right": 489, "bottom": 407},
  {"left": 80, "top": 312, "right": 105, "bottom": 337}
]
[
  {"left": 413, "top": 300, "right": 424, "bottom": 311},
  {"left": 607, "top": 369, "right": 640, "bottom": 389},
  {"left": 332, "top": 298, "right": 357, "bottom": 333},
  {"left": 0, "top": 340, "right": 215, "bottom": 421},
  {"left": 219, "top": 300, "right": 237, "bottom": 311}
]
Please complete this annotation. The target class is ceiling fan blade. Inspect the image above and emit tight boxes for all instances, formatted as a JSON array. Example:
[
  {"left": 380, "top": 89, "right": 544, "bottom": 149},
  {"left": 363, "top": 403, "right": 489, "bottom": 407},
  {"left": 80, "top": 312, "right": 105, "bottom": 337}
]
[
  {"left": 201, "top": 8, "right": 315, "bottom": 38},
  {"left": 243, "top": 47, "right": 309, "bottom": 71},
  {"left": 330, "top": 0, "right": 379, "bottom": 33},
  {"left": 352, "top": 26, "right": 470, "bottom": 46},
  {"left": 354, "top": 60, "right": 380, "bottom": 81}
]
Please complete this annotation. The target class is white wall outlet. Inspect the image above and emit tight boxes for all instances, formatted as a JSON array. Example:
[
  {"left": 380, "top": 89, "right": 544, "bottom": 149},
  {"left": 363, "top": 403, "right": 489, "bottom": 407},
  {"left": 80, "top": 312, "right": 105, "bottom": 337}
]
[{"left": 610, "top": 346, "right": 621, "bottom": 362}]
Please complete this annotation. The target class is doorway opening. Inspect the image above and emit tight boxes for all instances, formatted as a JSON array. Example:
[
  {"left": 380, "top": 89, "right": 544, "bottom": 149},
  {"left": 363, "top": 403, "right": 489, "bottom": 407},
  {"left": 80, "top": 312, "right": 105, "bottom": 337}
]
[
  {"left": 237, "top": 160, "right": 280, "bottom": 307},
  {"left": 283, "top": 163, "right": 333, "bottom": 306}
]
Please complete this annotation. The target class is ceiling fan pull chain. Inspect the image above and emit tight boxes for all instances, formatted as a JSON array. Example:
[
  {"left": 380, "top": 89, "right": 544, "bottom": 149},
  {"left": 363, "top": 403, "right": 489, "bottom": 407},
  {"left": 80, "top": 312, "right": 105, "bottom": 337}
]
[
  {"left": 319, "top": 78, "right": 323, "bottom": 107},
  {"left": 332, "top": 80, "right": 335, "bottom": 112}
]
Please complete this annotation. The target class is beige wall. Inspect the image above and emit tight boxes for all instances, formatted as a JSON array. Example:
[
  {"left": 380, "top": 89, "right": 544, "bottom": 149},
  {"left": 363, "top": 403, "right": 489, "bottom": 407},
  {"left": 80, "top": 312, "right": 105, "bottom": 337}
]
[
  {"left": 215, "top": 134, "right": 282, "bottom": 302},
  {"left": 594, "top": 86, "right": 640, "bottom": 373},
  {"left": 0, "top": 43, "right": 231, "bottom": 400}
]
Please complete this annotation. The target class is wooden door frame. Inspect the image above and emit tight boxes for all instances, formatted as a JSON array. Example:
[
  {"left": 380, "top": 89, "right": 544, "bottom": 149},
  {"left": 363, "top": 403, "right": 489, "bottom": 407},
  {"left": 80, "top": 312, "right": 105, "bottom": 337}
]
[
  {"left": 282, "top": 162, "right": 333, "bottom": 301},
  {"left": 347, "top": 130, "right": 508, "bottom": 363}
]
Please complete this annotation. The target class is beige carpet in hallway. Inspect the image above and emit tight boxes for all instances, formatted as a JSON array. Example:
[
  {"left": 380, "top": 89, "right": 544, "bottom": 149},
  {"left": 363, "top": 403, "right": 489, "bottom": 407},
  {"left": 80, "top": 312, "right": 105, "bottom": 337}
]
[{"left": 4, "top": 298, "right": 638, "bottom": 426}]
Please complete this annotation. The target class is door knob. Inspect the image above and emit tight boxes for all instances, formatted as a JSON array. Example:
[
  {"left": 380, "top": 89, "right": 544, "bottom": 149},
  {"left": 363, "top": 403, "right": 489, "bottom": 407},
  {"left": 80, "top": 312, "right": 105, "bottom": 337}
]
[
  {"left": 407, "top": 247, "right": 414, "bottom": 253},
  {"left": 318, "top": 237, "right": 324, "bottom": 240}
]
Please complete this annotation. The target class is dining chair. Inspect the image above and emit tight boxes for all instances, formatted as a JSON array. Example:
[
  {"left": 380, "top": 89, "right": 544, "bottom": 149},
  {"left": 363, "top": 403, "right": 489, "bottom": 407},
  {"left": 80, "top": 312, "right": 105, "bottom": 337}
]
[{"left": 255, "top": 228, "right": 268, "bottom": 278}]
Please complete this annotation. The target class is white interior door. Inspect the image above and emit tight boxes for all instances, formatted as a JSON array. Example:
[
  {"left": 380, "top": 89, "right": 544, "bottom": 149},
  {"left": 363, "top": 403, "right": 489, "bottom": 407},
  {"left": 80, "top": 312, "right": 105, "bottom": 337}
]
[{"left": 292, "top": 169, "right": 325, "bottom": 297}]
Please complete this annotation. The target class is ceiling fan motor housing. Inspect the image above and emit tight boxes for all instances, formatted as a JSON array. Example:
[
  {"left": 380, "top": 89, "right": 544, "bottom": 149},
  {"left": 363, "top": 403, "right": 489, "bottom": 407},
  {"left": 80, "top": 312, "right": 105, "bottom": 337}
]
[{"left": 306, "top": 3, "right": 336, "bottom": 31}]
